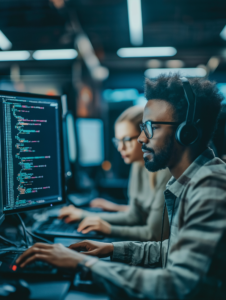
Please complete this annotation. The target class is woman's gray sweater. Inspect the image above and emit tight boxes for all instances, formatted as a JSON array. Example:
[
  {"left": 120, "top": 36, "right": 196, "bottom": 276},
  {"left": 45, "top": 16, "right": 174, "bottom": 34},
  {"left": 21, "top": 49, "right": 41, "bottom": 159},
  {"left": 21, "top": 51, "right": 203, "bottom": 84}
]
[{"left": 81, "top": 163, "right": 171, "bottom": 241}]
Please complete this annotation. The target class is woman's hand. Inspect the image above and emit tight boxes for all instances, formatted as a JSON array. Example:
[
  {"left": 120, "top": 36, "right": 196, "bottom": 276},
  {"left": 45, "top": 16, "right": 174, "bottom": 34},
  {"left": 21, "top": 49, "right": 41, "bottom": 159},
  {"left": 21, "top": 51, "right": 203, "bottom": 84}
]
[
  {"left": 90, "top": 198, "right": 129, "bottom": 212},
  {"left": 90, "top": 198, "right": 119, "bottom": 211},
  {"left": 77, "top": 216, "right": 111, "bottom": 235},
  {"left": 58, "top": 205, "right": 83, "bottom": 223},
  {"left": 69, "top": 240, "right": 114, "bottom": 258},
  {"left": 16, "top": 243, "right": 85, "bottom": 269}
]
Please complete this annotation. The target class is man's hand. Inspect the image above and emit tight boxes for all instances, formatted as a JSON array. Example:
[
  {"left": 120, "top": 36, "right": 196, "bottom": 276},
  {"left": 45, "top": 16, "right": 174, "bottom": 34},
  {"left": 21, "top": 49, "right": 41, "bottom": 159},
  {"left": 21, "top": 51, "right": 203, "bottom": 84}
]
[
  {"left": 58, "top": 205, "right": 83, "bottom": 223},
  {"left": 16, "top": 243, "right": 85, "bottom": 269},
  {"left": 77, "top": 216, "right": 111, "bottom": 235},
  {"left": 69, "top": 240, "right": 114, "bottom": 258}
]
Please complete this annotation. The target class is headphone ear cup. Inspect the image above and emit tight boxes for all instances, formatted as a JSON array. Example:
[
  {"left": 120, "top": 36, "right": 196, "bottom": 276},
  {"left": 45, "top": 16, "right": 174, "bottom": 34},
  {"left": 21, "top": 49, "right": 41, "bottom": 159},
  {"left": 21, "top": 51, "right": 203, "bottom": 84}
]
[
  {"left": 176, "top": 122, "right": 200, "bottom": 146},
  {"left": 175, "top": 122, "right": 186, "bottom": 145}
]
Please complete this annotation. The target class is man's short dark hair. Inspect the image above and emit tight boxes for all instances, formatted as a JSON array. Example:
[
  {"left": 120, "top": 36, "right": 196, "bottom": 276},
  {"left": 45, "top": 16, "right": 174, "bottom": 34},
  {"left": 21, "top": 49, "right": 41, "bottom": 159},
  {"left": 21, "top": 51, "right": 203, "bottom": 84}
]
[{"left": 144, "top": 73, "right": 223, "bottom": 147}]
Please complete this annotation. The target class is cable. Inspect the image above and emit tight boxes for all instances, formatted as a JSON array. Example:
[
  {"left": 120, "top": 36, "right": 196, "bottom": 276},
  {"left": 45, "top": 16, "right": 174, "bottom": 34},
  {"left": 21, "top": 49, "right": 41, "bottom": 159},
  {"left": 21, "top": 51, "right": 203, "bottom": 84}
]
[
  {"left": 17, "top": 214, "right": 52, "bottom": 245},
  {"left": 0, "top": 235, "right": 18, "bottom": 248},
  {"left": 25, "top": 229, "right": 52, "bottom": 244},
  {"left": 17, "top": 214, "right": 29, "bottom": 248},
  {"left": 165, "top": 197, "right": 176, "bottom": 268},
  {"left": 159, "top": 203, "right": 166, "bottom": 268},
  {"left": 0, "top": 214, "right": 50, "bottom": 252}
]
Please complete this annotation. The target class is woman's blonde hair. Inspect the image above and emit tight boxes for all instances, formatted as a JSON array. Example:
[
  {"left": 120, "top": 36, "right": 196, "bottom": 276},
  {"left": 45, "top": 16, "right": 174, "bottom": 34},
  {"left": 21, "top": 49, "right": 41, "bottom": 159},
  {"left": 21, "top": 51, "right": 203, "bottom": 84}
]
[
  {"left": 115, "top": 105, "right": 144, "bottom": 133},
  {"left": 115, "top": 105, "right": 157, "bottom": 189}
]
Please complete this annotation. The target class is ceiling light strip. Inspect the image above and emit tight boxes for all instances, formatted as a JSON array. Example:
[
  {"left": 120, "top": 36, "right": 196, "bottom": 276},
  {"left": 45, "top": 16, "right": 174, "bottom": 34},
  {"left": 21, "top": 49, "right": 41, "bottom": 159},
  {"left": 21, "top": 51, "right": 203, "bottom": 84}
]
[
  {"left": 33, "top": 49, "right": 78, "bottom": 60},
  {"left": 127, "top": 0, "right": 143, "bottom": 46},
  {"left": 117, "top": 47, "right": 177, "bottom": 57},
  {"left": 0, "top": 51, "right": 30, "bottom": 61}
]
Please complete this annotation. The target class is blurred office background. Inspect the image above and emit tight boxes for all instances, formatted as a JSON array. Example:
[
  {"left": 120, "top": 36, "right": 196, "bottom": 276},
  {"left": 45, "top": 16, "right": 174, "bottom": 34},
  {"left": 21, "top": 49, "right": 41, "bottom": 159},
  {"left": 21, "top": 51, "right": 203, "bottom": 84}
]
[{"left": 0, "top": 0, "right": 226, "bottom": 202}]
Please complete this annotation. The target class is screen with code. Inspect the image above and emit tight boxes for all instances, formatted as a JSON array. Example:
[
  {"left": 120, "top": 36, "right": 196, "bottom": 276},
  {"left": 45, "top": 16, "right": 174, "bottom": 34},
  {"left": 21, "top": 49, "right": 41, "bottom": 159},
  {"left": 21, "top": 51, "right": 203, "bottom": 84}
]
[{"left": 0, "top": 93, "right": 63, "bottom": 213}]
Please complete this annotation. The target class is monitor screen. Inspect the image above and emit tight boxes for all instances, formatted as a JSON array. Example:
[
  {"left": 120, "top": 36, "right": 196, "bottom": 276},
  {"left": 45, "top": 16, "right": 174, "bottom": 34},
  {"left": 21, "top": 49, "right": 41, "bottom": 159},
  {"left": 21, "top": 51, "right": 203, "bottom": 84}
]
[
  {"left": 76, "top": 118, "right": 104, "bottom": 167},
  {"left": 0, "top": 91, "right": 65, "bottom": 214}
]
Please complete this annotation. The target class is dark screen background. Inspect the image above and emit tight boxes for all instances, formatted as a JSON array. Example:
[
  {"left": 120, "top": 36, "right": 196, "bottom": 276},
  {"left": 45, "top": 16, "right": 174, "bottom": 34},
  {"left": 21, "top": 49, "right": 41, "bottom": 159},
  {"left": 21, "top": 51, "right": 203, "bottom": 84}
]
[{"left": 0, "top": 95, "right": 62, "bottom": 211}]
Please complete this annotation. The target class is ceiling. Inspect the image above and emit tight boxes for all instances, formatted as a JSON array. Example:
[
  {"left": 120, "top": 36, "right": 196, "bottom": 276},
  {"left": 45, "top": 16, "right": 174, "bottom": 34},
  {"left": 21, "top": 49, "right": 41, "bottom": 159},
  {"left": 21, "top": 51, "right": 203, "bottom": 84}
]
[{"left": 0, "top": 0, "right": 226, "bottom": 72}]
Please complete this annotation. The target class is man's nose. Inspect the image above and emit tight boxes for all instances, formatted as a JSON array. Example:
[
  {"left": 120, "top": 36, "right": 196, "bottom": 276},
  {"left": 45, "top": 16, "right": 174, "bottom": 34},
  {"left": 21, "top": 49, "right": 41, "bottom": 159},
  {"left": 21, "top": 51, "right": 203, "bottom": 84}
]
[{"left": 138, "top": 131, "right": 148, "bottom": 144}]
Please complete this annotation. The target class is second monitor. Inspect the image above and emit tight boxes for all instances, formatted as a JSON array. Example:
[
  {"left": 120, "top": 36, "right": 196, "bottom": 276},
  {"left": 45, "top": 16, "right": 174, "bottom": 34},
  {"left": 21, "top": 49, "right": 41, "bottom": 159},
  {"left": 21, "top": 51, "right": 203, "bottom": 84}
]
[{"left": 76, "top": 118, "right": 104, "bottom": 167}]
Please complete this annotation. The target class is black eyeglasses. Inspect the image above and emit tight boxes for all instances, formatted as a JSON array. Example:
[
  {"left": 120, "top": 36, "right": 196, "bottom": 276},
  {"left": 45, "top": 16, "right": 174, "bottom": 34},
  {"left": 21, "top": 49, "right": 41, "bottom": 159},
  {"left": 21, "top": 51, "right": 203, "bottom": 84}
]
[
  {"left": 112, "top": 135, "right": 139, "bottom": 149},
  {"left": 139, "top": 121, "right": 180, "bottom": 139}
]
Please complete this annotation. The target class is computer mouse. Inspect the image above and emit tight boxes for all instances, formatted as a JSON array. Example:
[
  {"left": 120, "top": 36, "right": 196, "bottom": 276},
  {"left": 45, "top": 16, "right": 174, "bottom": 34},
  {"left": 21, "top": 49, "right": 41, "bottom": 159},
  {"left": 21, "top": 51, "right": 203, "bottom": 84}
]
[{"left": 0, "top": 279, "right": 30, "bottom": 299}]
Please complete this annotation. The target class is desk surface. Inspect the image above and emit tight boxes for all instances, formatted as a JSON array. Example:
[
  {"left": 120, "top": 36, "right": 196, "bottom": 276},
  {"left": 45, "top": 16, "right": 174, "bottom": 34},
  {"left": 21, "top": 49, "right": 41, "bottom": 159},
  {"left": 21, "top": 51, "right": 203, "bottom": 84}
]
[{"left": 65, "top": 291, "right": 109, "bottom": 300}]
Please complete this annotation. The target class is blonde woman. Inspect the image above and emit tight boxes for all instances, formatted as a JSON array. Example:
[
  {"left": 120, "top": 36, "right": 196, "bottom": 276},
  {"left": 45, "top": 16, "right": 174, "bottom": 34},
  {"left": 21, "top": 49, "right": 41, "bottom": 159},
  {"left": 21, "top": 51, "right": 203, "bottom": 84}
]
[{"left": 59, "top": 106, "right": 171, "bottom": 241}]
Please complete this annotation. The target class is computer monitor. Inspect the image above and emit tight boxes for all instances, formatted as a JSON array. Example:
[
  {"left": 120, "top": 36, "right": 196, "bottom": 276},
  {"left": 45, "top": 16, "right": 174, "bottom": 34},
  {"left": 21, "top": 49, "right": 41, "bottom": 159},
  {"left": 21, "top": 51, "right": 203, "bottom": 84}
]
[
  {"left": 65, "top": 112, "right": 77, "bottom": 164},
  {"left": 76, "top": 118, "right": 104, "bottom": 167},
  {"left": 0, "top": 215, "right": 4, "bottom": 226},
  {"left": 0, "top": 90, "right": 65, "bottom": 214},
  {"left": 61, "top": 95, "right": 76, "bottom": 179},
  {"left": 217, "top": 83, "right": 226, "bottom": 105},
  {"left": 0, "top": 195, "right": 4, "bottom": 225}
]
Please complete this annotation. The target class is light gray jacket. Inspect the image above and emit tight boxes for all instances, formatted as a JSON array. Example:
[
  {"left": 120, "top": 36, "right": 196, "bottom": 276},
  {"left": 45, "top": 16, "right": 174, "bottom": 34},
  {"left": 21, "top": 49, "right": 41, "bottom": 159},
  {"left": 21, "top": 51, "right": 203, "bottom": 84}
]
[{"left": 80, "top": 148, "right": 226, "bottom": 299}]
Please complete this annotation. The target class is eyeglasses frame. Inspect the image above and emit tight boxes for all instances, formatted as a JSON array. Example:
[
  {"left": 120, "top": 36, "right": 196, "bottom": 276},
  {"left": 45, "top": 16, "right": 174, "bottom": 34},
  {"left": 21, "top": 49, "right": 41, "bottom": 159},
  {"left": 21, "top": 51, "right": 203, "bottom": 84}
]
[
  {"left": 112, "top": 135, "right": 140, "bottom": 148},
  {"left": 139, "top": 121, "right": 180, "bottom": 139}
]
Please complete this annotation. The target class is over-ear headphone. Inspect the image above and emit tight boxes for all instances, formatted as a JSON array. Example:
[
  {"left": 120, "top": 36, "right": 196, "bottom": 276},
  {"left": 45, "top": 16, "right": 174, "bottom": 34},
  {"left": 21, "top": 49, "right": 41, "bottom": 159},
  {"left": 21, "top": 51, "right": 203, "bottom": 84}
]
[{"left": 175, "top": 77, "right": 202, "bottom": 146}]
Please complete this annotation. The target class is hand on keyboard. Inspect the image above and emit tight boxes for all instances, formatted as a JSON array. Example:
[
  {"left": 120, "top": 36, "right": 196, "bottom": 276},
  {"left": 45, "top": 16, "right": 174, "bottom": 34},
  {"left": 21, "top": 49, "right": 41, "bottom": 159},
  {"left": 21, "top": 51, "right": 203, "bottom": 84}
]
[
  {"left": 69, "top": 240, "right": 114, "bottom": 258},
  {"left": 16, "top": 243, "right": 85, "bottom": 269},
  {"left": 58, "top": 205, "right": 83, "bottom": 223},
  {"left": 77, "top": 216, "right": 111, "bottom": 235}
]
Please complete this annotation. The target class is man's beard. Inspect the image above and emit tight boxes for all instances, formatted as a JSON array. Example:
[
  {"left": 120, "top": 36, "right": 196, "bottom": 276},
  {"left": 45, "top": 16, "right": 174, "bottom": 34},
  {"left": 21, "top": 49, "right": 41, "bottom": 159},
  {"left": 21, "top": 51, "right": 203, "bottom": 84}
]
[{"left": 143, "top": 135, "right": 174, "bottom": 172}]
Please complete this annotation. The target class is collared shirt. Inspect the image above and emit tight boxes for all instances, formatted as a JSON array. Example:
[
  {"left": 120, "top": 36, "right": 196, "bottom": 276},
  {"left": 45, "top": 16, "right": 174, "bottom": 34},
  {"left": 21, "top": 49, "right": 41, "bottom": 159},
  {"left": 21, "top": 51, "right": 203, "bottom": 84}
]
[{"left": 79, "top": 148, "right": 226, "bottom": 299}]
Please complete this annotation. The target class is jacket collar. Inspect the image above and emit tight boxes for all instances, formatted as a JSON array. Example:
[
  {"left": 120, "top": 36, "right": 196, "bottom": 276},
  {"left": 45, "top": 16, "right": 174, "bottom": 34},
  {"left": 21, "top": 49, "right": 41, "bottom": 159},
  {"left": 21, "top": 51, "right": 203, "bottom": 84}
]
[{"left": 165, "top": 148, "right": 215, "bottom": 198}]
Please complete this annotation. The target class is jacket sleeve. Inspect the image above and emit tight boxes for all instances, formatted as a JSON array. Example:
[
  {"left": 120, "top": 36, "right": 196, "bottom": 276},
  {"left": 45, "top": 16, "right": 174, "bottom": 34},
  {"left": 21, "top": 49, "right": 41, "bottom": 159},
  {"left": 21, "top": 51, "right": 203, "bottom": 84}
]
[
  {"left": 87, "top": 175, "right": 226, "bottom": 299},
  {"left": 111, "top": 240, "right": 162, "bottom": 266}
]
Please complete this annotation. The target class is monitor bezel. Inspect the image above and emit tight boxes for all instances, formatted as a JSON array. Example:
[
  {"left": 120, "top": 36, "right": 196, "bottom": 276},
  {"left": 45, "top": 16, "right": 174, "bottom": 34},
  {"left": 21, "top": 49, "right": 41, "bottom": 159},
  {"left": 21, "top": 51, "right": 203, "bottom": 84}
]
[
  {"left": 0, "top": 214, "right": 4, "bottom": 226},
  {"left": 0, "top": 90, "right": 66, "bottom": 215}
]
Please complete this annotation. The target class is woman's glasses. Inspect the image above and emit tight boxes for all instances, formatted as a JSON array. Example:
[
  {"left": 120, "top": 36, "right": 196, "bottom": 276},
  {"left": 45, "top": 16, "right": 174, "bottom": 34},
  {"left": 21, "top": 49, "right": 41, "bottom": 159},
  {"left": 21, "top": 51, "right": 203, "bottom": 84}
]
[
  {"left": 112, "top": 135, "right": 140, "bottom": 149},
  {"left": 139, "top": 121, "right": 180, "bottom": 139}
]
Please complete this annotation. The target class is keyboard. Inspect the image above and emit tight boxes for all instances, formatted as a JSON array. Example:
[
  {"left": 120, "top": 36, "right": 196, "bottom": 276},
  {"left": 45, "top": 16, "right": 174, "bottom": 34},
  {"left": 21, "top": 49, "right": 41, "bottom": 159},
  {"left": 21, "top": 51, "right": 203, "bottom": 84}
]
[
  {"left": 33, "top": 217, "right": 104, "bottom": 239},
  {"left": 0, "top": 250, "right": 57, "bottom": 275}
]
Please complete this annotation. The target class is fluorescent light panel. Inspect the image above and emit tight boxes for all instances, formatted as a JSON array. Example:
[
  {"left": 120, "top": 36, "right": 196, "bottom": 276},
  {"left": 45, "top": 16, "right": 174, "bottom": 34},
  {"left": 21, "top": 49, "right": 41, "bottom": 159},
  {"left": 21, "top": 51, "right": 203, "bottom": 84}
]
[
  {"left": 220, "top": 25, "right": 226, "bottom": 40},
  {"left": 145, "top": 68, "right": 207, "bottom": 78},
  {"left": 127, "top": 0, "right": 143, "bottom": 46},
  {"left": 103, "top": 89, "right": 139, "bottom": 102},
  {"left": 0, "top": 51, "right": 30, "bottom": 61},
  {"left": 0, "top": 31, "right": 12, "bottom": 50},
  {"left": 117, "top": 47, "right": 177, "bottom": 57},
  {"left": 33, "top": 49, "right": 77, "bottom": 60}
]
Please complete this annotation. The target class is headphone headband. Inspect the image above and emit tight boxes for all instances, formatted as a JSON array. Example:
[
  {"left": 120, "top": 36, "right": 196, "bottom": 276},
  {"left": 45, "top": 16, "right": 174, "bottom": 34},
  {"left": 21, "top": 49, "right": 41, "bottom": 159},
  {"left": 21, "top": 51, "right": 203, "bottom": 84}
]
[
  {"left": 180, "top": 77, "right": 197, "bottom": 125},
  {"left": 175, "top": 77, "right": 201, "bottom": 146}
]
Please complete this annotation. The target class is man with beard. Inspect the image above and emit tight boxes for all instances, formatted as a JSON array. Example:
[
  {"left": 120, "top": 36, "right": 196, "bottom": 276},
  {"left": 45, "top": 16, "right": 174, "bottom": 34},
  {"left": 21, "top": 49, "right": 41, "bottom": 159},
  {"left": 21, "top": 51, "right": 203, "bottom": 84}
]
[{"left": 17, "top": 74, "right": 226, "bottom": 299}]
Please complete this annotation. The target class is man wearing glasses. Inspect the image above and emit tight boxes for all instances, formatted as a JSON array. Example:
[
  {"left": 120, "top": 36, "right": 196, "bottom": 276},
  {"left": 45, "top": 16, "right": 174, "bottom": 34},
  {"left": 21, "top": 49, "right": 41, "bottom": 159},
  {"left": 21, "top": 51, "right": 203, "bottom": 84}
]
[
  {"left": 17, "top": 74, "right": 226, "bottom": 299},
  {"left": 59, "top": 105, "right": 171, "bottom": 241}
]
